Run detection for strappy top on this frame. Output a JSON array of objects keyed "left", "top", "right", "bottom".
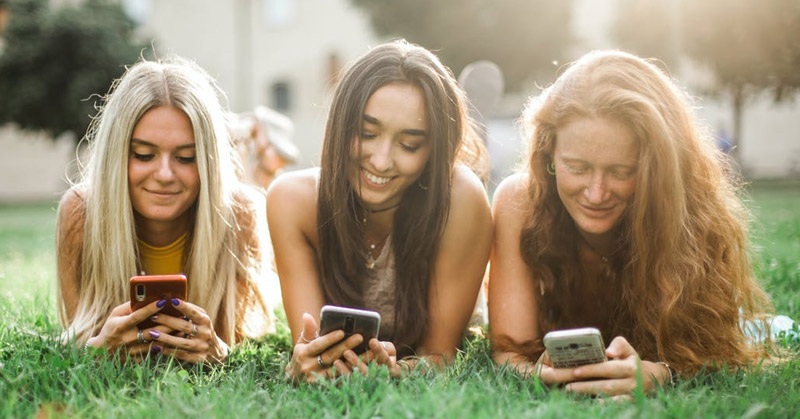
[{"left": 361, "top": 234, "right": 397, "bottom": 340}]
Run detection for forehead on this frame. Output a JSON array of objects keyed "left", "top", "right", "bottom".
[
  {"left": 131, "top": 105, "right": 195, "bottom": 147},
  {"left": 554, "top": 117, "right": 638, "bottom": 164},
  {"left": 363, "top": 82, "right": 428, "bottom": 129}
]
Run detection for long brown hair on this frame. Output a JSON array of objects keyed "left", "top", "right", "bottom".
[
  {"left": 518, "top": 50, "right": 772, "bottom": 374},
  {"left": 317, "top": 40, "right": 485, "bottom": 352}
]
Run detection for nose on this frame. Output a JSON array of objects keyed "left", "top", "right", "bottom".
[
  {"left": 154, "top": 155, "right": 176, "bottom": 183},
  {"left": 367, "top": 137, "right": 394, "bottom": 173},
  {"left": 584, "top": 173, "right": 609, "bottom": 204}
]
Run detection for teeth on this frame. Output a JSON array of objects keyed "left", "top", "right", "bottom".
[{"left": 364, "top": 170, "right": 392, "bottom": 185}]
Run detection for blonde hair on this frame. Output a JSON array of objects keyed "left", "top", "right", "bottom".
[
  {"left": 518, "top": 50, "right": 772, "bottom": 373},
  {"left": 57, "top": 57, "right": 273, "bottom": 346}
]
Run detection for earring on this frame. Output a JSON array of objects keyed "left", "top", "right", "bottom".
[
  {"left": 546, "top": 161, "right": 556, "bottom": 175},
  {"left": 417, "top": 180, "right": 429, "bottom": 191}
]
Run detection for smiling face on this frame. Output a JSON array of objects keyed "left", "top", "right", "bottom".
[
  {"left": 553, "top": 117, "right": 639, "bottom": 242},
  {"left": 128, "top": 105, "right": 200, "bottom": 233},
  {"left": 349, "top": 82, "right": 431, "bottom": 211}
]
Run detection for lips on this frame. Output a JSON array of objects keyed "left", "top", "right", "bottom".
[
  {"left": 146, "top": 188, "right": 181, "bottom": 198},
  {"left": 362, "top": 169, "right": 395, "bottom": 187},
  {"left": 579, "top": 203, "right": 615, "bottom": 217}
]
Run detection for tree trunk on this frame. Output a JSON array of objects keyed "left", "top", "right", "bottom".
[{"left": 730, "top": 84, "right": 745, "bottom": 169}]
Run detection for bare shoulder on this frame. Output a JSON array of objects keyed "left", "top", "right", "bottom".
[
  {"left": 57, "top": 185, "right": 87, "bottom": 237},
  {"left": 450, "top": 164, "right": 489, "bottom": 208},
  {"left": 265, "top": 168, "right": 319, "bottom": 233},
  {"left": 492, "top": 173, "right": 530, "bottom": 220}
]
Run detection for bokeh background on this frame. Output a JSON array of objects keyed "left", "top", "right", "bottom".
[{"left": 0, "top": 0, "right": 799, "bottom": 203}]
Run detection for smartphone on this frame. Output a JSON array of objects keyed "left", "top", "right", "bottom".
[
  {"left": 129, "top": 274, "right": 187, "bottom": 330},
  {"left": 318, "top": 305, "right": 381, "bottom": 354},
  {"left": 543, "top": 327, "right": 607, "bottom": 368}
]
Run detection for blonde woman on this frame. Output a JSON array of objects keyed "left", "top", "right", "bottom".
[
  {"left": 56, "top": 57, "right": 274, "bottom": 364},
  {"left": 490, "top": 50, "right": 774, "bottom": 396}
]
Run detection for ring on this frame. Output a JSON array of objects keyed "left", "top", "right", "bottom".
[
  {"left": 382, "top": 342, "right": 389, "bottom": 350},
  {"left": 298, "top": 330, "right": 312, "bottom": 344},
  {"left": 137, "top": 329, "right": 146, "bottom": 344},
  {"left": 317, "top": 355, "right": 330, "bottom": 369},
  {"left": 189, "top": 323, "right": 199, "bottom": 337}
]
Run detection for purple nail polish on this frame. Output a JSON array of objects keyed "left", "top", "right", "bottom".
[
  {"left": 152, "top": 346, "right": 161, "bottom": 353},
  {"left": 170, "top": 298, "right": 180, "bottom": 306},
  {"left": 149, "top": 330, "right": 160, "bottom": 339},
  {"left": 156, "top": 299, "right": 167, "bottom": 308}
]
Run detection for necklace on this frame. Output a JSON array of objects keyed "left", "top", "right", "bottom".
[
  {"left": 579, "top": 234, "right": 612, "bottom": 264},
  {"left": 361, "top": 205, "right": 395, "bottom": 269}
]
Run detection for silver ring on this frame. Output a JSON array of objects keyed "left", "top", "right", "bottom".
[
  {"left": 317, "top": 355, "right": 329, "bottom": 369},
  {"left": 137, "top": 329, "right": 146, "bottom": 344},
  {"left": 298, "top": 330, "right": 312, "bottom": 344},
  {"left": 189, "top": 323, "right": 199, "bottom": 337}
]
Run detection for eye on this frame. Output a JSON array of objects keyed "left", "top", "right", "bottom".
[
  {"left": 176, "top": 155, "right": 197, "bottom": 164},
  {"left": 359, "top": 132, "right": 377, "bottom": 140},
  {"left": 565, "top": 165, "right": 587, "bottom": 175},
  {"left": 400, "top": 143, "right": 421, "bottom": 153},
  {"left": 131, "top": 152, "right": 154, "bottom": 162},
  {"left": 611, "top": 168, "right": 636, "bottom": 179}
]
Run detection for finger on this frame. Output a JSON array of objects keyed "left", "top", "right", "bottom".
[
  {"left": 573, "top": 359, "right": 638, "bottom": 380},
  {"left": 566, "top": 378, "right": 634, "bottom": 397},
  {"left": 150, "top": 314, "right": 200, "bottom": 338},
  {"left": 344, "top": 350, "right": 369, "bottom": 375},
  {"left": 333, "top": 359, "right": 352, "bottom": 377},
  {"left": 167, "top": 299, "right": 211, "bottom": 326},
  {"left": 125, "top": 300, "right": 166, "bottom": 329},
  {"left": 537, "top": 350, "right": 552, "bottom": 367},
  {"left": 111, "top": 301, "right": 133, "bottom": 316},
  {"left": 606, "top": 336, "right": 635, "bottom": 359},
  {"left": 158, "top": 346, "right": 202, "bottom": 363},
  {"left": 304, "top": 330, "right": 347, "bottom": 356},
  {"left": 538, "top": 364, "right": 579, "bottom": 385},
  {"left": 150, "top": 331, "right": 206, "bottom": 353},
  {"left": 368, "top": 339, "right": 392, "bottom": 366},
  {"left": 318, "top": 334, "right": 363, "bottom": 364},
  {"left": 298, "top": 313, "right": 319, "bottom": 344}
]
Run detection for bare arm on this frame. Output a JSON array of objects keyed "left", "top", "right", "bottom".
[
  {"left": 488, "top": 174, "right": 542, "bottom": 376},
  {"left": 414, "top": 166, "right": 493, "bottom": 365},
  {"left": 56, "top": 187, "right": 85, "bottom": 324}
]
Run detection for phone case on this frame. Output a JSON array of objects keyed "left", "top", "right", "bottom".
[
  {"left": 543, "top": 327, "right": 607, "bottom": 368},
  {"left": 319, "top": 305, "right": 381, "bottom": 354},
  {"left": 129, "top": 274, "right": 187, "bottom": 329}
]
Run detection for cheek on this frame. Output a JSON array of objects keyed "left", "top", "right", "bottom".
[{"left": 617, "top": 178, "right": 637, "bottom": 201}]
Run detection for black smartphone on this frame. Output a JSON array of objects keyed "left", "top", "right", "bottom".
[{"left": 318, "top": 305, "right": 381, "bottom": 354}]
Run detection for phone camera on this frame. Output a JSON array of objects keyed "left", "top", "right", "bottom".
[
  {"left": 135, "top": 284, "right": 146, "bottom": 301},
  {"left": 344, "top": 316, "right": 355, "bottom": 334}
]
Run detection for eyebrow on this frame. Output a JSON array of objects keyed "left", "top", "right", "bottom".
[
  {"left": 363, "top": 114, "right": 427, "bottom": 137},
  {"left": 130, "top": 138, "right": 196, "bottom": 151},
  {"left": 560, "top": 155, "right": 637, "bottom": 168}
]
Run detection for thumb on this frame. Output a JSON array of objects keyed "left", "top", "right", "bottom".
[
  {"left": 606, "top": 336, "right": 635, "bottom": 360},
  {"left": 301, "top": 312, "right": 319, "bottom": 340}
]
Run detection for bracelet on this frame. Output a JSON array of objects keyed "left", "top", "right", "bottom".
[{"left": 655, "top": 361, "right": 678, "bottom": 387}]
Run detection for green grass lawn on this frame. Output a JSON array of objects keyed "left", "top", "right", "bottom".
[{"left": 1, "top": 181, "right": 799, "bottom": 418}]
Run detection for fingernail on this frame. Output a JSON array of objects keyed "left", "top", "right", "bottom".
[
  {"left": 156, "top": 299, "right": 167, "bottom": 308},
  {"left": 149, "top": 330, "right": 160, "bottom": 339},
  {"left": 152, "top": 346, "right": 161, "bottom": 353},
  {"left": 150, "top": 314, "right": 159, "bottom": 320},
  {"left": 171, "top": 298, "right": 180, "bottom": 306}
]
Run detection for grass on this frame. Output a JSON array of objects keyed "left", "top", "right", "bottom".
[{"left": 1, "top": 181, "right": 799, "bottom": 418}]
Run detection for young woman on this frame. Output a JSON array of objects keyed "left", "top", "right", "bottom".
[
  {"left": 268, "top": 40, "right": 492, "bottom": 381},
  {"left": 56, "top": 58, "right": 274, "bottom": 364},
  {"left": 489, "top": 50, "right": 774, "bottom": 396}
]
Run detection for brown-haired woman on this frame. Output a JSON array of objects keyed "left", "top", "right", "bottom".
[
  {"left": 267, "top": 40, "right": 492, "bottom": 381},
  {"left": 489, "top": 50, "right": 775, "bottom": 397}
]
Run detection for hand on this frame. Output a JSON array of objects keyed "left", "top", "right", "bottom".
[
  {"left": 86, "top": 300, "right": 172, "bottom": 360},
  {"left": 285, "top": 313, "right": 364, "bottom": 383},
  {"left": 539, "top": 336, "right": 670, "bottom": 398},
  {"left": 341, "top": 338, "right": 402, "bottom": 377},
  {"left": 147, "top": 298, "right": 229, "bottom": 365}
]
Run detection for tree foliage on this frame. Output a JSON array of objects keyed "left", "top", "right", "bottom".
[
  {"left": 0, "top": 0, "right": 144, "bottom": 140},
  {"left": 350, "top": 0, "right": 573, "bottom": 90},
  {"left": 613, "top": 0, "right": 800, "bottom": 161}
]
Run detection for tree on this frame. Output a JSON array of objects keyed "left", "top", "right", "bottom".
[
  {"left": 613, "top": 0, "right": 800, "bottom": 163},
  {"left": 0, "top": 0, "right": 144, "bottom": 141},
  {"left": 350, "top": 0, "right": 573, "bottom": 91}
]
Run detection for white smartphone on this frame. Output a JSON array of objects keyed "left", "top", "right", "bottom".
[
  {"left": 543, "top": 327, "right": 607, "bottom": 368},
  {"left": 319, "top": 305, "right": 381, "bottom": 354}
]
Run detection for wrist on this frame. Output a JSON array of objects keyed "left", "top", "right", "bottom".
[{"left": 655, "top": 361, "right": 678, "bottom": 386}]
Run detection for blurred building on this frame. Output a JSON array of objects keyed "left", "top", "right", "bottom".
[{"left": 125, "top": 0, "right": 383, "bottom": 169}]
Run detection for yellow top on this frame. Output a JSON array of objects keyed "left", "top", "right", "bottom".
[{"left": 137, "top": 233, "right": 187, "bottom": 275}]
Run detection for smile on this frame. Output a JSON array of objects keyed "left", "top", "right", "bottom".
[
  {"left": 146, "top": 189, "right": 180, "bottom": 197},
  {"left": 363, "top": 169, "right": 394, "bottom": 185}
]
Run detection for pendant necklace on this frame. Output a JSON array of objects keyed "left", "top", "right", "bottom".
[{"left": 361, "top": 203, "right": 398, "bottom": 269}]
